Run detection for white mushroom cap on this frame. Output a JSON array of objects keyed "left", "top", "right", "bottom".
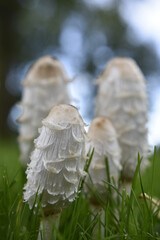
[
  {"left": 18, "top": 56, "right": 70, "bottom": 165},
  {"left": 96, "top": 57, "right": 148, "bottom": 180},
  {"left": 85, "top": 117, "right": 121, "bottom": 194},
  {"left": 24, "top": 104, "right": 86, "bottom": 213}
]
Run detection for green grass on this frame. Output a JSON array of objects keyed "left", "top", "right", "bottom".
[{"left": 0, "top": 140, "right": 160, "bottom": 239}]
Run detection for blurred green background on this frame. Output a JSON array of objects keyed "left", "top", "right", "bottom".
[{"left": 0, "top": 0, "right": 160, "bottom": 146}]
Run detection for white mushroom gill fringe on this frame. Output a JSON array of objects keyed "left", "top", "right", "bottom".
[{"left": 24, "top": 124, "right": 86, "bottom": 211}]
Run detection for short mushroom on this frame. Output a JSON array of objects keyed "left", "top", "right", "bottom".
[
  {"left": 85, "top": 116, "right": 121, "bottom": 200},
  {"left": 84, "top": 117, "right": 121, "bottom": 236}
]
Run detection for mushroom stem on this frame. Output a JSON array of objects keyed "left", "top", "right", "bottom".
[
  {"left": 38, "top": 213, "right": 60, "bottom": 240},
  {"left": 139, "top": 192, "right": 160, "bottom": 207},
  {"left": 120, "top": 181, "right": 132, "bottom": 195},
  {"left": 139, "top": 193, "right": 160, "bottom": 219}
]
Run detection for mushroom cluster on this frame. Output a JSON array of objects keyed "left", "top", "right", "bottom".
[
  {"left": 96, "top": 57, "right": 148, "bottom": 181},
  {"left": 21, "top": 56, "right": 149, "bottom": 238},
  {"left": 18, "top": 56, "right": 70, "bottom": 165}
]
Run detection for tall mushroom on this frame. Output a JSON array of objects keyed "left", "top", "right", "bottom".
[
  {"left": 85, "top": 116, "right": 121, "bottom": 200},
  {"left": 18, "top": 56, "right": 70, "bottom": 166},
  {"left": 96, "top": 57, "right": 148, "bottom": 184},
  {"left": 24, "top": 104, "right": 86, "bottom": 239}
]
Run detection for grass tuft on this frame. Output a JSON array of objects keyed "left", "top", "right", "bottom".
[{"left": 0, "top": 140, "right": 160, "bottom": 239}]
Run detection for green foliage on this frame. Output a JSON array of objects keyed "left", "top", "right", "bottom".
[{"left": 0, "top": 141, "right": 160, "bottom": 239}]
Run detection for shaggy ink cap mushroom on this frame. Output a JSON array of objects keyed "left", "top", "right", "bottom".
[
  {"left": 24, "top": 104, "right": 87, "bottom": 214},
  {"left": 18, "top": 56, "right": 70, "bottom": 166},
  {"left": 96, "top": 57, "right": 148, "bottom": 180},
  {"left": 85, "top": 117, "right": 121, "bottom": 194}
]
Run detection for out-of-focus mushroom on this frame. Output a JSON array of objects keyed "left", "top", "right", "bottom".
[
  {"left": 18, "top": 56, "right": 70, "bottom": 166},
  {"left": 84, "top": 117, "right": 121, "bottom": 237},
  {"left": 24, "top": 104, "right": 86, "bottom": 239},
  {"left": 96, "top": 57, "right": 148, "bottom": 185},
  {"left": 85, "top": 116, "right": 121, "bottom": 200}
]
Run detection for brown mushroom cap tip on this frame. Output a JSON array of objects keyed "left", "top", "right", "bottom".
[
  {"left": 43, "top": 104, "right": 86, "bottom": 126},
  {"left": 88, "top": 116, "right": 117, "bottom": 140},
  {"left": 99, "top": 57, "right": 145, "bottom": 83},
  {"left": 24, "top": 55, "right": 68, "bottom": 84}
]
